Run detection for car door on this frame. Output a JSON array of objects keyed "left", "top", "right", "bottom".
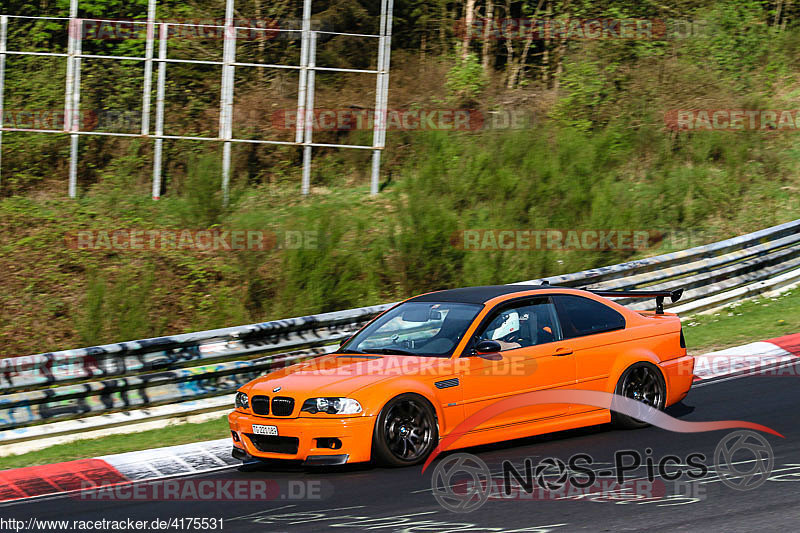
[
  {"left": 551, "top": 294, "right": 628, "bottom": 414},
  {"left": 457, "top": 296, "right": 576, "bottom": 431}
]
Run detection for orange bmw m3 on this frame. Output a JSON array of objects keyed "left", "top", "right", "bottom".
[{"left": 228, "top": 284, "right": 694, "bottom": 467}]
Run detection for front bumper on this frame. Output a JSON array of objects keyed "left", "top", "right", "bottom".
[{"left": 228, "top": 410, "right": 376, "bottom": 464}]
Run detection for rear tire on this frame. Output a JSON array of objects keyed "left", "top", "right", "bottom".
[
  {"left": 612, "top": 362, "right": 666, "bottom": 429},
  {"left": 372, "top": 394, "right": 438, "bottom": 467}
]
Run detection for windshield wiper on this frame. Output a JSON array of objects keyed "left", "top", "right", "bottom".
[
  {"left": 372, "top": 348, "right": 417, "bottom": 356},
  {"left": 336, "top": 348, "right": 366, "bottom": 354}
]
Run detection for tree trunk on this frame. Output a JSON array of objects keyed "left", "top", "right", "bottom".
[
  {"left": 509, "top": 32, "right": 534, "bottom": 88},
  {"left": 255, "top": 0, "right": 265, "bottom": 83},
  {"left": 440, "top": 2, "right": 448, "bottom": 54},
  {"left": 507, "top": 0, "right": 546, "bottom": 89},
  {"left": 462, "top": 0, "right": 476, "bottom": 59},
  {"left": 542, "top": 1, "right": 551, "bottom": 85},
  {"left": 481, "top": 0, "right": 494, "bottom": 74},
  {"left": 774, "top": 0, "right": 784, "bottom": 28}
]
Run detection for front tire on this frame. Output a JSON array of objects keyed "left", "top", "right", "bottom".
[
  {"left": 612, "top": 362, "right": 666, "bottom": 429},
  {"left": 372, "top": 394, "right": 438, "bottom": 467}
]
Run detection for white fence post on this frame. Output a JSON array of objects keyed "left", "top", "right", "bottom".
[
  {"left": 220, "top": 0, "right": 237, "bottom": 206},
  {"left": 0, "top": 15, "right": 7, "bottom": 189},
  {"left": 301, "top": 31, "right": 316, "bottom": 196},
  {"left": 370, "top": 0, "right": 393, "bottom": 196},
  {"left": 295, "top": 0, "right": 312, "bottom": 147},
  {"left": 141, "top": 0, "right": 157, "bottom": 137},
  {"left": 68, "top": 19, "right": 83, "bottom": 199},
  {"left": 152, "top": 23, "right": 168, "bottom": 200}
]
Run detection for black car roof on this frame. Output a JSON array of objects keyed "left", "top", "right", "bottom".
[{"left": 408, "top": 285, "right": 562, "bottom": 305}]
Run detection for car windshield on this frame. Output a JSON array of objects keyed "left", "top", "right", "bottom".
[{"left": 340, "top": 301, "right": 483, "bottom": 357}]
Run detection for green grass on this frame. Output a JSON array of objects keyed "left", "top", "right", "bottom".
[
  {"left": 0, "top": 416, "right": 230, "bottom": 471},
  {"left": 683, "top": 288, "right": 800, "bottom": 353},
  {"left": 1, "top": 288, "right": 798, "bottom": 471}
]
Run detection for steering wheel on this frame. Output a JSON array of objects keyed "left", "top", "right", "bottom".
[
  {"left": 498, "top": 331, "right": 520, "bottom": 344},
  {"left": 391, "top": 334, "right": 413, "bottom": 349}
]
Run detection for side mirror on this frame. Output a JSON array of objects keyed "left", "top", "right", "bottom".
[
  {"left": 339, "top": 336, "right": 353, "bottom": 349},
  {"left": 475, "top": 340, "right": 501, "bottom": 354}
]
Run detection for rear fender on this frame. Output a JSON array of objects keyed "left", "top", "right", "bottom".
[{"left": 606, "top": 348, "right": 663, "bottom": 394}]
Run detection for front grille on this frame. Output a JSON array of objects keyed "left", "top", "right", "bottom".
[
  {"left": 251, "top": 395, "right": 269, "bottom": 415},
  {"left": 271, "top": 396, "right": 295, "bottom": 416},
  {"left": 246, "top": 434, "right": 300, "bottom": 455}
]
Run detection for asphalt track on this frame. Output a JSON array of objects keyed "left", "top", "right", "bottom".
[{"left": 3, "top": 363, "right": 800, "bottom": 533}]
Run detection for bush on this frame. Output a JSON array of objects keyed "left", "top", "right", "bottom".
[
  {"left": 175, "top": 154, "right": 230, "bottom": 228},
  {"left": 445, "top": 53, "right": 487, "bottom": 104}
]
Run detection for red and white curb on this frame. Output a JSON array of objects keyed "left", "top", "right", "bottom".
[
  {"left": 0, "top": 438, "right": 234, "bottom": 504},
  {"left": 1, "top": 332, "right": 799, "bottom": 504},
  {"left": 693, "top": 332, "right": 800, "bottom": 382}
]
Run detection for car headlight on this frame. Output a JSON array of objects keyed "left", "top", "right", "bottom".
[
  {"left": 301, "top": 397, "right": 362, "bottom": 415},
  {"left": 234, "top": 392, "right": 249, "bottom": 410}
]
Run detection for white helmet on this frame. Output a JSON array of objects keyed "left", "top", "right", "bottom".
[{"left": 485, "top": 310, "right": 520, "bottom": 341}]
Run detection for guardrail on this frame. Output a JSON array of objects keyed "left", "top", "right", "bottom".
[{"left": 1, "top": 219, "right": 799, "bottom": 436}]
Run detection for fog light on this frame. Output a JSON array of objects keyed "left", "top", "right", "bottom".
[
  {"left": 231, "top": 431, "right": 240, "bottom": 442},
  {"left": 316, "top": 437, "right": 342, "bottom": 450}
]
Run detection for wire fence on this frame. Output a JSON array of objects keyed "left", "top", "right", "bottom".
[{"left": 0, "top": 0, "right": 394, "bottom": 201}]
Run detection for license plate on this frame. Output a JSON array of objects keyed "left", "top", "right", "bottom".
[{"left": 252, "top": 424, "right": 278, "bottom": 436}]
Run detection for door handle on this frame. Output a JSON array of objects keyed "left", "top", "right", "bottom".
[{"left": 552, "top": 347, "right": 573, "bottom": 356}]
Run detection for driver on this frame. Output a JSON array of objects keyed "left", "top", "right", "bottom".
[{"left": 482, "top": 310, "right": 521, "bottom": 350}]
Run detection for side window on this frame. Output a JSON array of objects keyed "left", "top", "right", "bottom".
[
  {"left": 554, "top": 295, "right": 625, "bottom": 339},
  {"left": 476, "top": 298, "right": 563, "bottom": 351}
]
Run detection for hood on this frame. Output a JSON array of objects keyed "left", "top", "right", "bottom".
[{"left": 245, "top": 353, "right": 455, "bottom": 398}]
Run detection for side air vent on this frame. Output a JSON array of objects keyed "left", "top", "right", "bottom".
[{"left": 435, "top": 378, "right": 460, "bottom": 389}]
